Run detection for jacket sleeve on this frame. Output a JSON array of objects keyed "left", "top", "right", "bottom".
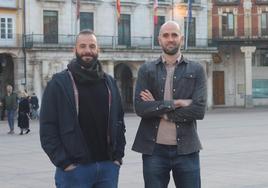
[
  {"left": 134, "top": 63, "right": 175, "bottom": 119},
  {"left": 39, "top": 79, "right": 72, "bottom": 169},
  {"left": 113, "top": 79, "right": 126, "bottom": 163},
  {"left": 166, "top": 64, "right": 207, "bottom": 122}
]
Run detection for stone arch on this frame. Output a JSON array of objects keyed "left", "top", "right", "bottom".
[
  {"left": 0, "top": 53, "right": 15, "bottom": 99},
  {"left": 114, "top": 63, "right": 133, "bottom": 112}
]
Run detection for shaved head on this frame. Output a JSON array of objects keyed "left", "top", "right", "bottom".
[{"left": 159, "top": 21, "right": 182, "bottom": 36}]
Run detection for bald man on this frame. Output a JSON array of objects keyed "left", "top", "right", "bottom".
[{"left": 132, "top": 21, "right": 207, "bottom": 188}]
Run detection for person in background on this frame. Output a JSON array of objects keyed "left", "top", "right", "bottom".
[
  {"left": 40, "top": 29, "right": 126, "bottom": 188},
  {"left": 18, "top": 90, "right": 30, "bottom": 135},
  {"left": 132, "top": 21, "right": 207, "bottom": 188},
  {"left": 30, "top": 92, "right": 39, "bottom": 119},
  {"left": 4, "top": 85, "right": 18, "bottom": 134}
]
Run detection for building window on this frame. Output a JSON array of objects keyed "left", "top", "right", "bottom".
[
  {"left": 43, "top": 10, "right": 58, "bottom": 44},
  {"left": 154, "top": 16, "right": 165, "bottom": 46},
  {"left": 260, "top": 53, "right": 268, "bottom": 66},
  {"left": 80, "top": 12, "right": 94, "bottom": 31},
  {"left": 118, "top": 14, "right": 131, "bottom": 46},
  {"left": 222, "top": 12, "right": 234, "bottom": 36},
  {"left": 261, "top": 12, "right": 268, "bottom": 35},
  {"left": 253, "top": 79, "right": 268, "bottom": 98},
  {"left": 184, "top": 17, "right": 196, "bottom": 47},
  {"left": 0, "top": 17, "right": 13, "bottom": 39}
]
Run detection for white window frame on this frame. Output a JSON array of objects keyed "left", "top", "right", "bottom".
[
  {"left": 0, "top": 14, "right": 16, "bottom": 47},
  {"left": 0, "top": 16, "right": 15, "bottom": 40}
]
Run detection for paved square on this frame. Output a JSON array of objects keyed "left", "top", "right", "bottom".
[{"left": 0, "top": 107, "right": 268, "bottom": 188}]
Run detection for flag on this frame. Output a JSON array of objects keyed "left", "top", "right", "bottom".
[
  {"left": 185, "top": 0, "right": 192, "bottom": 49},
  {"left": 116, "top": 0, "right": 121, "bottom": 22},
  {"left": 76, "top": 0, "right": 80, "bottom": 20},
  {"left": 153, "top": 0, "right": 158, "bottom": 25}
]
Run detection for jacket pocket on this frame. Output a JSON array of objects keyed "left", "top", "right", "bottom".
[
  {"left": 59, "top": 120, "right": 75, "bottom": 135},
  {"left": 179, "top": 73, "right": 196, "bottom": 96}
]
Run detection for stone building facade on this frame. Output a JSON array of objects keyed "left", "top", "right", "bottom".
[
  {"left": 1, "top": 0, "right": 216, "bottom": 111},
  {"left": 209, "top": 0, "right": 268, "bottom": 107}
]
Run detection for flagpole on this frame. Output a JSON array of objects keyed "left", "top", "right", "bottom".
[
  {"left": 185, "top": 0, "right": 191, "bottom": 50},
  {"left": 76, "top": 0, "right": 80, "bottom": 35},
  {"left": 114, "top": 0, "right": 117, "bottom": 49},
  {"left": 172, "top": 0, "right": 174, "bottom": 20},
  {"left": 153, "top": 0, "right": 158, "bottom": 48},
  {"left": 114, "top": 0, "right": 120, "bottom": 48}
]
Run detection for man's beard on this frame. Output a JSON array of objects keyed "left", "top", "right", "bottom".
[
  {"left": 162, "top": 46, "right": 179, "bottom": 55},
  {"left": 75, "top": 52, "right": 98, "bottom": 64}
]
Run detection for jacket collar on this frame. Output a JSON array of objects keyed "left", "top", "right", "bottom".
[{"left": 155, "top": 55, "right": 189, "bottom": 66}]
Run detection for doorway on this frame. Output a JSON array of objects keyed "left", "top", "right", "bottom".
[
  {"left": 213, "top": 71, "right": 225, "bottom": 105},
  {"left": 114, "top": 63, "right": 133, "bottom": 112}
]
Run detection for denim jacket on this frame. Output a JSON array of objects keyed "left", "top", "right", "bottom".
[{"left": 132, "top": 56, "right": 207, "bottom": 155}]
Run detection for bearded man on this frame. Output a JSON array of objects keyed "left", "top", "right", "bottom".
[
  {"left": 132, "top": 21, "right": 207, "bottom": 188},
  {"left": 40, "top": 29, "right": 126, "bottom": 188}
]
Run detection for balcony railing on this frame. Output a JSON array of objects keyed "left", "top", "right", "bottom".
[
  {"left": 183, "top": 0, "right": 201, "bottom": 3},
  {"left": 210, "top": 27, "right": 268, "bottom": 46},
  {"left": 24, "top": 34, "right": 214, "bottom": 49},
  {"left": 150, "top": 0, "right": 172, "bottom": 6},
  {"left": 212, "top": 27, "right": 268, "bottom": 38},
  {"left": 214, "top": 0, "right": 240, "bottom": 6}
]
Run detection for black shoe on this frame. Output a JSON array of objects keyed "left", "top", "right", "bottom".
[
  {"left": 25, "top": 129, "right": 30, "bottom": 134},
  {"left": 19, "top": 131, "right": 23, "bottom": 135}
]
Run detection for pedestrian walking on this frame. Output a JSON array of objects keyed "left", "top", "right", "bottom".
[
  {"left": 17, "top": 90, "right": 30, "bottom": 135},
  {"left": 132, "top": 21, "right": 207, "bottom": 188},
  {"left": 40, "top": 29, "right": 126, "bottom": 188},
  {"left": 3, "top": 85, "right": 17, "bottom": 134}
]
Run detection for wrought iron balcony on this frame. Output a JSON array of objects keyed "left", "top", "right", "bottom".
[
  {"left": 149, "top": 0, "right": 172, "bottom": 6},
  {"left": 23, "top": 34, "right": 214, "bottom": 49},
  {"left": 210, "top": 27, "right": 268, "bottom": 46},
  {"left": 214, "top": 0, "right": 240, "bottom": 6},
  {"left": 183, "top": 0, "right": 201, "bottom": 3}
]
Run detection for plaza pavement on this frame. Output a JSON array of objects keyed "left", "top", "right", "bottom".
[{"left": 0, "top": 107, "right": 268, "bottom": 188}]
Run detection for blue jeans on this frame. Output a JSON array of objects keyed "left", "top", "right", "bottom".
[
  {"left": 7, "top": 110, "right": 15, "bottom": 131},
  {"left": 142, "top": 144, "right": 200, "bottom": 188},
  {"left": 55, "top": 161, "right": 120, "bottom": 188}
]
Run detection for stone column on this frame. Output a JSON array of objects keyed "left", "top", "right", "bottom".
[
  {"left": 12, "top": 56, "right": 25, "bottom": 91},
  {"left": 240, "top": 46, "right": 256, "bottom": 108},
  {"left": 32, "top": 61, "right": 42, "bottom": 102}
]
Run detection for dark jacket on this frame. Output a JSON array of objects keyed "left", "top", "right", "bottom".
[
  {"left": 4, "top": 93, "right": 17, "bottom": 111},
  {"left": 30, "top": 96, "right": 39, "bottom": 110},
  {"left": 18, "top": 97, "right": 30, "bottom": 129},
  {"left": 132, "top": 56, "right": 207, "bottom": 155},
  {"left": 40, "top": 70, "right": 126, "bottom": 169}
]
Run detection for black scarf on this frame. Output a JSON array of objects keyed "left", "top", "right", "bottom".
[{"left": 67, "top": 58, "right": 104, "bottom": 84}]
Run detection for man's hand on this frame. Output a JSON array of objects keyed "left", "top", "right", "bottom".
[
  {"left": 140, "top": 89, "right": 155, "bottom": 101},
  {"left": 174, "top": 99, "right": 192, "bottom": 108}
]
